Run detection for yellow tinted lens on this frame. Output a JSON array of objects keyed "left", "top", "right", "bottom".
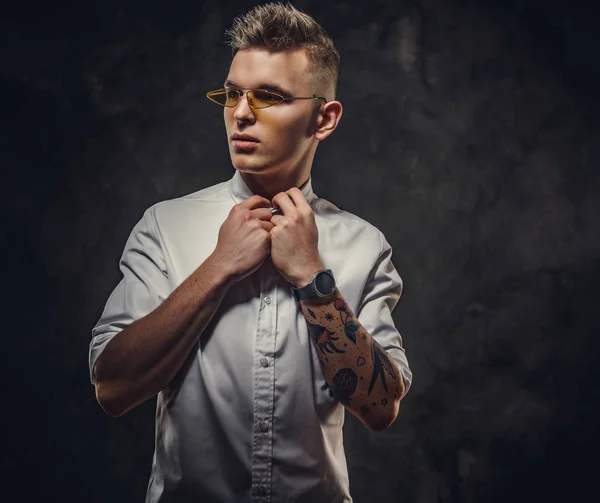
[
  {"left": 249, "top": 90, "right": 282, "bottom": 109},
  {"left": 208, "top": 91, "right": 224, "bottom": 105},
  {"left": 207, "top": 90, "right": 232, "bottom": 106},
  {"left": 224, "top": 89, "right": 242, "bottom": 107}
]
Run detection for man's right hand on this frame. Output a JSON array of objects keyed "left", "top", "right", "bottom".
[{"left": 212, "top": 195, "right": 274, "bottom": 282}]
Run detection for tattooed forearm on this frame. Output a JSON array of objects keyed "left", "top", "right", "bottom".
[{"left": 300, "top": 290, "right": 406, "bottom": 431}]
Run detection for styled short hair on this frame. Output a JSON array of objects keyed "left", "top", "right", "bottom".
[{"left": 225, "top": 2, "right": 340, "bottom": 99}]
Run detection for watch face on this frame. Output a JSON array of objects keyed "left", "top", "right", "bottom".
[{"left": 315, "top": 270, "right": 335, "bottom": 295}]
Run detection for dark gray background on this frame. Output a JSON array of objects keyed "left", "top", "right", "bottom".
[{"left": 3, "top": 0, "right": 599, "bottom": 501}]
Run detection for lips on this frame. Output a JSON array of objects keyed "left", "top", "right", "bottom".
[
  {"left": 232, "top": 133, "right": 259, "bottom": 142},
  {"left": 232, "top": 133, "right": 259, "bottom": 151}
]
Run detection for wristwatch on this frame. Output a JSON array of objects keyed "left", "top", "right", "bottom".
[{"left": 292, "top": 269, "right": 336, "bottom": 301}]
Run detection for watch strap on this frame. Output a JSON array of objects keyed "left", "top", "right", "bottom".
[{"left": 292, "top": 269, "right": 335, "bottom": 301}]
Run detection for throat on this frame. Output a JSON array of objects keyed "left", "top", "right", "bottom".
[{"left": 240, "top": 170, "right": 310, "bottom": 200}]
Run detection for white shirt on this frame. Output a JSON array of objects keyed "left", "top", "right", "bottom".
[{"left": 89, "top": 170, "right": 412, "bottom": 503}]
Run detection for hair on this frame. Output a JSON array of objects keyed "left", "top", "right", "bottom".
[{"left": 225, "top": 2, "right": 340, "bottom": 99}]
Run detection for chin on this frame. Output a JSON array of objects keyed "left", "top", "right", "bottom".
[{"left": 232, "top": 155, "right": 270, "bottom": 173}]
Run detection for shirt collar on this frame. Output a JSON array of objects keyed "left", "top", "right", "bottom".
[{"left": 228, "top": 169, "right": 317, "bottom": 205}]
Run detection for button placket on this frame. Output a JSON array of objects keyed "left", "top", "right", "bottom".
[{"left": 251, "top": 271, "right": 277, "bottom": 502}]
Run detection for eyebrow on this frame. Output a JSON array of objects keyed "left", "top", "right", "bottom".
[{"left": 224, "top": 80, "right": 292, "bottom": 97}]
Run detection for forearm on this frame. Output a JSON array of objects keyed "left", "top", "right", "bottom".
[
  {"left": 299, "top": 289, "right": 406, "bottom": 431},
  {"left": 94, "top": 253, "right": 235, "bottom": 416}
]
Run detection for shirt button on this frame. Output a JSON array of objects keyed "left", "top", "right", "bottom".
[
  {"left": 257, "top": 485, "right": 267, "bottom": 496},
  {"left": 259, "top": 421, "right": 269, "bottom": 433},
  {"left": 260, "top": 357, "right": 269, "bottom": 368},
  {"left": 264, "top": 296, "right": 272, "bottom": 305}
]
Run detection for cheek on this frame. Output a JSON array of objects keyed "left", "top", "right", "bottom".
[
  {"left": 224, "top": 109, "right": 232, "bottom": 128},
  {"left": 260, "top": 111, "right": 312, "bottom": 146}
]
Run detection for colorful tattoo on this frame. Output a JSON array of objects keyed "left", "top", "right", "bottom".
[
  {"left": 301, "top": 295, "right": 402, "bottom": 422},
  {"left": 306, "top": 320, "right": 345, "bottom": 354},
  {"left": 333, "top": 298, "right": 359, "bottom": 344}
]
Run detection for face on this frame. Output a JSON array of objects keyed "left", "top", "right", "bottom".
[{"left": 223, "top": 48, "right": 322, "bottom": 179}]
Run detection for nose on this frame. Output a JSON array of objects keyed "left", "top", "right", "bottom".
[{"left": 232, "top": 92, "right": 256, "bottom": 124}]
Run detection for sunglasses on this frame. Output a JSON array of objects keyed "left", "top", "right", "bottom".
[{"left": 206, "top": 87, "right": 327, "bottom": 109}]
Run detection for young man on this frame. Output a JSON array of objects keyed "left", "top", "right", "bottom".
[{"left": 89, "top": 3, "right": 412, "bottom": 502}]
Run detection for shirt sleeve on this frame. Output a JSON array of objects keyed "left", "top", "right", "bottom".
[
  {"left": 355, "top": 231, "right": 412, "bottom": 397},
  {"left": 88, "top": 206, "right": 170, "bottom": 385}
]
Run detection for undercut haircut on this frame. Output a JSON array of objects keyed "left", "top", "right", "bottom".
[{"left": 225, "top": 2, "right": 340, "bottom": 99}]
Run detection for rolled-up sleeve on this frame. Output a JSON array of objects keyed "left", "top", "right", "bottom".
[
  {"left": 88, "top": 206, "right": 170, "bottom": 384},
  {"left": 356, "top": 231, "right": 412, "bottom": 397}
]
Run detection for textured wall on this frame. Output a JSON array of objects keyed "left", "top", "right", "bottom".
[{"left": 3, "top": 0, "right": 599, "bottom": 501}]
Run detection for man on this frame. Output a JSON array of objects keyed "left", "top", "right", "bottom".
[{"left": 89, "top": 3, "right": 412, "bottom": 502}]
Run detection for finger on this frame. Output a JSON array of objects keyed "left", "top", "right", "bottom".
[
  {"left": 286, "top": 188, "right": 312, "bottom": 214},
  {"left": 258, "top": 220, "right": 274, "bottom": 232},
  {"left": 240, "top": 194, "right": 272, "bottom": 210},
  {"left": 271, "top": 192, "right": 297, "bottom": 216},
  {"left": 251, "top": 207, "right": 275, "bottom": 221},
  {"left": 270, "top": 214, "right": 284, "bottom": 226}
]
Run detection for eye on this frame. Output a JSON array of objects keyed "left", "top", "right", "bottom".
[
  {"left": 225, "top": 88, "right": 241, "bottom": 100},
  {"left": 253, "top": 90, "right": 282, "bottom": 105}
]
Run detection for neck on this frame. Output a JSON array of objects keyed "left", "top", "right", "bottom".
[
  {"left": 238, "top": 143, "right": 318, "bottom": 200},
  {"left": 240, "top": 170, "right": 310, "bottom": 201}
]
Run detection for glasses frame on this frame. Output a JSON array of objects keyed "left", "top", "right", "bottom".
[{"left": 206, "top": 87, "right": 327, "bottom": 110}]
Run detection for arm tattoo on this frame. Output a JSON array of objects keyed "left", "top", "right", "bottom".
[
  {"left": 368, "top": 338, "right": 397, "bottom": 395},
  {"left": 331, "top": 368, "right": 358, "bottom": 405},
  {"left": 333, "top": 298, "right": 359, "bottom": 344},
  {"left": 306, "top": 320, "right": 345, "bottom": 354}
]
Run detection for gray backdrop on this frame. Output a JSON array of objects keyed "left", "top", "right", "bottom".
[{"left": 3, "top": 0, "right": 599, "bottom": 501}]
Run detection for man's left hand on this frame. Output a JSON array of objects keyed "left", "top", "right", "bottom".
[{"left": 270, "top": 188, "right": 325, "bottom": 287}]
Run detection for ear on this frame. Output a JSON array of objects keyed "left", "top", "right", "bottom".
[{"left": 314, "top": 100, "right": 343, "bottom": 141}]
